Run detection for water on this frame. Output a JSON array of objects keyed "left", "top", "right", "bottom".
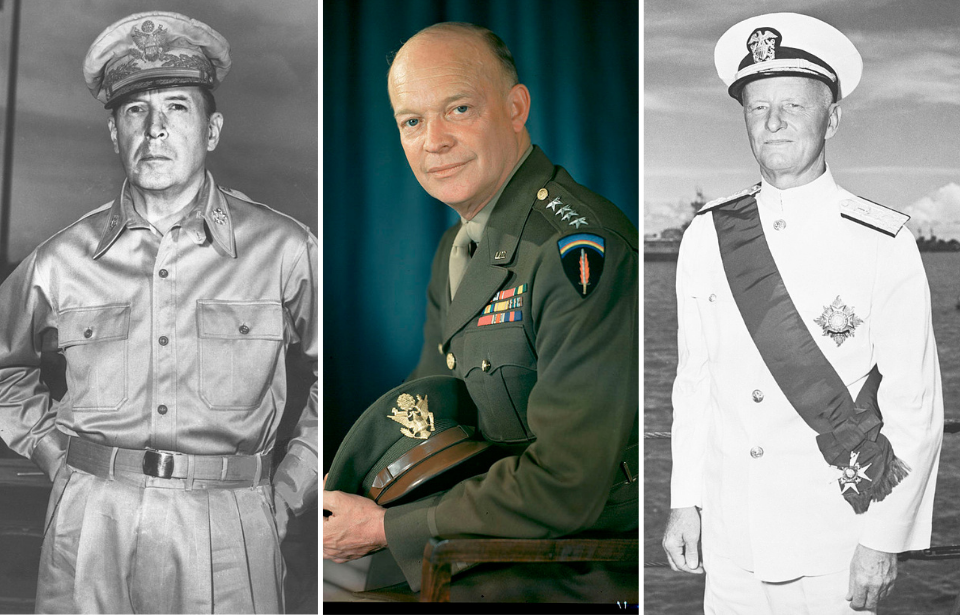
[{"left": 644, "top": 253, "right": 960, "bottom": 614}]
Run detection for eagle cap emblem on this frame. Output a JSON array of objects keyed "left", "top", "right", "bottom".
[
  {"left": 814, "top": 296, "right": 863, "bottom": 346},
  {"left": 131, "top": 20, "right": 168, "bottom": 62},
  {"left": 747, "top": 27, "right": 782, "bottom": 63},
  {"left": 387, "top": 392, "right": 435, "bottom": 440}
]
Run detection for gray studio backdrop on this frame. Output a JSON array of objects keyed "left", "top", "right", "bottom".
[{"left": 323, "top": 0, "right": 640, "bottom": 469}]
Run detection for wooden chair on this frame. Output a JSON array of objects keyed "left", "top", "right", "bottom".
[{"left": 420, "top": 530, "right": 639, "bottom": 602}]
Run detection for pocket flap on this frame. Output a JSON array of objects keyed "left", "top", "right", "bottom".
[
  {"left": 462, "top": 326, "right": 536, "bottom": 376},
  {"left": 197, "top": 300, "right": 283, "bottom": 340},
  {"left": 58, "top": 304, "right": 130, "bottom": 346}
]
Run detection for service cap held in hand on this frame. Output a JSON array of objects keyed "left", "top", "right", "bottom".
[
  {"left": 715, "top": 12, "right": 862, "bottom": 103},
  {"left": 325, "top": 376, "right": 499, "bottom": 507},
  {"left": 83, "top": 11, "right": 231, "bottom": 108}
]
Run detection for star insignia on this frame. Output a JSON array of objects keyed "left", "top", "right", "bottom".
[
  {"left": 813, "top": 296, "right": 863, "bottom": 346},
  {"left": 556, "top": 205, "right": 572, "bottom": 217},
  {"left": 211, "top": 207, "right": 227, "bottom": 225},
  {"left": 836, "top": 450, "right": 872, "bottom": 494},
  {"left": 570, "top": 217, "right": 589, "bottom": 229},
  {"left": 546, "top": 197, "right": 562, "bottom": 212},
  {"left": 561, "top": 210, "right": 577, "bottom": 221}
]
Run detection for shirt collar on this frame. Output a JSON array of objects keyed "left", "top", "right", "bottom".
[
  {"left": 93, "top": 171, "right": 237, "bottom": 259},
  {"left": 460, "top": 144, "right": 534, "bottom": 244},
  {"left": 757, "top": 165, "right": 840, "bottom": 214}
]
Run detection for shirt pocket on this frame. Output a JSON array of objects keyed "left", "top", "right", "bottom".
[
  {"left": 461, "top": 326, "right": 537, "bottom": 443},
  {"left": 58, "top": 304, "right": 130, "bottom": 411},
  {"left": 197, "top": 300, "right": 284, "bottom": 410}
]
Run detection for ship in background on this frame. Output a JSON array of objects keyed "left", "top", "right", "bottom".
[{"left": 643, "top": 189, "right": 704, "bottom": 261}]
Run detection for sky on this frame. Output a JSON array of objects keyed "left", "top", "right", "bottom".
[
  {"left": 644, "top": 0, "right": 960, "bottom": 240},
  {"left": 0, "top": 0, "right": 317, "bottom": 263}
]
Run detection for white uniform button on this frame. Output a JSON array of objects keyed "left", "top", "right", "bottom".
[
  {"left": 708, "top": 294, "right": 717, "bottom": 302},
  {"left": 752, "top": 389, "right": 764, "bottom": 403},
  {"left": 750, "top": 446, "right": 764, "bottom": 459},
  {"left": 773, "top": 219, "right": 787, "bottom": 231}
]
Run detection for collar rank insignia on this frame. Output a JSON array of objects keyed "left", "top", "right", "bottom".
[
  {"left": 836, "top": 451, "right": 872, "bottom": 494},
  {"left": 211, "top": 207, "right": 227, "bottom": 225},
  {"left": 387, "top": 393, "right": 434, "bottom": 440},
  {"left": 814, "top": 296, "right": 863, "bottom": 346},
  {"left": 558, "top": 233, "right": 605, "bottom": 298}
]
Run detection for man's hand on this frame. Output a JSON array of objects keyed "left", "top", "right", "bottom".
[
  {"left": 847, "top": 544, "right": 897, "bottom": 611},
  {"left": 322, "top": 474, "right": 388, "bottom": 563},
  {"left": 662, "top": 506, "right": 704, "bottom": 574}
]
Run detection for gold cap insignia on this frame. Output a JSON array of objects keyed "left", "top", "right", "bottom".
[{"left": 388, "top": 393, "right": 435, "bottom": 440}]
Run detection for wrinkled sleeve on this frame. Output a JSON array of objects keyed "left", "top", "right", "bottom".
[
  {"left": 669, "top": 219, "right": 714, "bottom": 508},
  {"left": 859, "top": 228, "right": 942, "bottom": 552},
  {"left": 272, "top": 232, "right": 319, "bottom": 516},
  {"left": 0, "top": 249, "right": 63, "bottom": 478},
  {"left": 385, "top": 230, "right": 639, "bottom": 589}
]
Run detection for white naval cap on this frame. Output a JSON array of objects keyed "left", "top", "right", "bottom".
[{"left": 714, "top": 12, "right": 862, "bottom": 103}]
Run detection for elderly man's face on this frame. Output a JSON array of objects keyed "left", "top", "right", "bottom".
[
  {"left": 388, "top": 33, "right": 527, "bottom": 217},
  {"left": 109, "top": 87, "right": 223, "bottom": 195},
  {"left": 742, "top": 77, "right": 839, "bottom": 188}
]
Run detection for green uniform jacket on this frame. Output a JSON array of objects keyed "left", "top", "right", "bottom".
[{"left": 383, "top": 146, "right": 639, "bottom": 590}]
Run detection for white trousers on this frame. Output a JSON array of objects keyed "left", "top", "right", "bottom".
[{"left": 703, "top": 551, "right": 870, "bottom": 615}]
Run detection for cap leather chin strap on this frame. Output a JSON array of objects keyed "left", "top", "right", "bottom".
[{"left": 367, "top": 425, "right": 491, "bottom": 505}]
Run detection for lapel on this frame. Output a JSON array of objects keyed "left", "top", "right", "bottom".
[{"left": 441, "top": 146, "right": 556, "bottom": 343}]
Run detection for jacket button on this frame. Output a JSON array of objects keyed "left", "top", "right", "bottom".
[
  {"left": 157, "top": 404, "right": 168, "bottom": 415},
  {"left": 446, "top": 353, "right": 456, "bottom": 370},
  {"left": 773, "top": 219, "right": 787, "bottom": 231},
  {"left": 158, "top": 269, "right": 169, "bottom": 278},
  {"left": 708, "top": 294, "right": 717, "bottom": 302},
  {"left": 750, "top": 446, "right": 764, "bottom": 459},
  {"left": 481, "top": 359, "right": 491, "bottom": 372},
  {"left": 752, "top": 389, "right": 764, "bottom": 403},
  {"left": 83, "top": 327, "right": 93, "bottom": 339},
  {"left": 239, "top": 324, "right": 250, "bottom": 335},
  {"left": 158, "top": 336, "right": 169, "bottom": 346}
]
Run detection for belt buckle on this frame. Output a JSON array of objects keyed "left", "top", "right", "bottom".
[{"left": 142, "top": 449, "right": 175, "bottom": 479}]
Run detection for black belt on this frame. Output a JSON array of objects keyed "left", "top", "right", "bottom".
[{"left": 65, "top": 436, "right": 271, "bottom": 488}]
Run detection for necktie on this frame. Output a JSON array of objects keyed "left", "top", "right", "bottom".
[{"left": 448, "top": 224, "right": 476, "bottom": 300}]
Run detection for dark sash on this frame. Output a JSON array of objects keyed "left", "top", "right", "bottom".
[{"left": 711, "top": 195, "right": 909, "bottom": 514}]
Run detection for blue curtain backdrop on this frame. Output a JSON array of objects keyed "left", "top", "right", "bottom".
[{"left": 323, "top": 0, "right": 639, "bottom": 469}]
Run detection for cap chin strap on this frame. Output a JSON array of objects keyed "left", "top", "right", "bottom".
[{"left": 735, "top": 58, "right": 837, "bottom": 83}]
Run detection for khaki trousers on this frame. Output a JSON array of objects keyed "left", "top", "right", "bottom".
[{"left": 35, "top": 464, "right": 285, "bottom": 614}]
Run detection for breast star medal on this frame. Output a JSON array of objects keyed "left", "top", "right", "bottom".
[
  {"left": 813, "top": 296, "right": 863, "bottom": 346},
  {"left": 387, "top": 392, "right": 434, "bottom": 440},
  {"left": 836, "top": 450, "right": 872, "bottom": 494}
]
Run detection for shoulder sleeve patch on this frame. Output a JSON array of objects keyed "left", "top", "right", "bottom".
[
  {"left": 557, "top": 233, "right": 605, "bottom": 298},
  {"left": 839, "top": 196, "right": 909, "bottom": 237},
  {"left": 696, "top": 183, "right": 761, "bottom": 215}
]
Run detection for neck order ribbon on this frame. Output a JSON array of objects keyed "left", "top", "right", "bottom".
[{"left": 711, "top": 194, "right": 909, "bottom": 514}]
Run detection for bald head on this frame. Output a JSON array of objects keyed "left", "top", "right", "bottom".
[{"left": 386, "top": 23, "right": 531, "bottom": 219}]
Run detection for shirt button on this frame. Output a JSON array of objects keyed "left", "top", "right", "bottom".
[
  {"left": 752, "top": 389, "right": 764, "bottom": 403},
  {"left": 708, "top": 294, "right": 717, "bottom": 302},
  {"left": 446, "top": 353, "right": 456, "bottom": 370},
  {"left": 773, "top": 219, "right": 787, "bottom": 231},
  {"left": 83, "top": 327, "right": 93, "bottom": 339},
  {"left": 481, "top": 359, "right": 491, "bottom": 372},
  {"left": 158, "top": 269, "right": 169, "bottom": 278},
  {"left": 158, "top": 336, "right": 169, "bottom": 346},
  {"left": 239, "top": 324, "right": 250, "bottom": 335},
  {"left": 157, "top": 404, "right": 168, "bottom": 415},
  {"left": 750, "top": 446, "right": 764, "bottom": 459}
]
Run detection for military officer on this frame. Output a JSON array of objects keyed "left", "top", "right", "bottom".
[
  {"left": 323, "top": 22, "right": 639, "bottom": 601},
  {"left": 0, "top": 12, "right": 317, "bottom": 613},
  {"left": 663, "top": 12, "right": 942, "bottom": 614}
]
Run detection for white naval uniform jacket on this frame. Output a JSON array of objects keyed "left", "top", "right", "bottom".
[{"left": 670, "top": 168, "right": 943, "bottom": 581}]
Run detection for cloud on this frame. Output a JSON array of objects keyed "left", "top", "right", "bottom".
[
  {"left": 644, "top": 198, "right": 698, "bottom": 235},
  {"left": 903, "top": 183, "right": 960, "bottom": 239}
]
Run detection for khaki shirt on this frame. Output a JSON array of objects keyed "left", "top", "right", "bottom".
[{"left": 0, "top": 172, "right": 318, "bottom": 512}]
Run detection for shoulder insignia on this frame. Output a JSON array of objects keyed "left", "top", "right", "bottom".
[
  {"left": 557, "top": 233, "right": 605, "bottom": 298},
  {"left": 542, "top": 196, "right": 591, "bottom": 229},
  {"left": 696, "top": 184, "right": 761, "bottom": 215},
  {"left": 839, "top": 196, "right": 909, "bottom": 237}
]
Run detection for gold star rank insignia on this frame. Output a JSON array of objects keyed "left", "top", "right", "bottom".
[{"left": 814, "top": 296, "right": 863, "bottom": 346}]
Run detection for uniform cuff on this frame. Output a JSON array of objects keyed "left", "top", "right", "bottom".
[
  {"left": 383, "top": 494, "right": 443, "bottom": 592},
  {"left": 30, "top": 429, "right": 66, "bottom": 480}
]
